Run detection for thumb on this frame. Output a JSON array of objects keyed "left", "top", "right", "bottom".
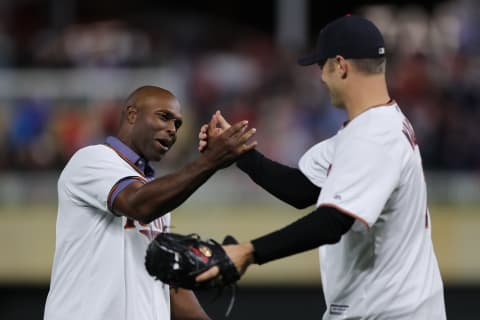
[
  {"left": 208, "top": 113, "right": 219, "bottom": 135},
  {"left": 196, "top": 266, "right": 220, "bottom": 282}
]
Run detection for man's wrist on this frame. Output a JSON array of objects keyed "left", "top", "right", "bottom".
[
  {"left": 236, "top": 149, "right": 258, "bottom": 169},
  {"left": 194, "top": 153, "right": 220, "bottom": 173},
  {"left": 245, "top": 242, "right": 256, "bottom": 265}
]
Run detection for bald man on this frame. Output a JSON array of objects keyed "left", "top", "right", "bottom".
[{"left": 44, "top": 86, "right": 256, "bottom": 320}]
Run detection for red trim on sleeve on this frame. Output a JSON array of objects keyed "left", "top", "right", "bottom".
[{"left": 319, "top": 203, "right": 370, "bottom": 229}]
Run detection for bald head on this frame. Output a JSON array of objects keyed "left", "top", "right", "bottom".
[
  {"left": 117, "top": 85, "right": 183, "bottom": 161},
  {"left": 121, "top": 86, "right": 177, "bottom": 123}
]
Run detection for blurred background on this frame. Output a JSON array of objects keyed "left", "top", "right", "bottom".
[{"left": 0, "top": 0, "right": 479, "bottom": 318}]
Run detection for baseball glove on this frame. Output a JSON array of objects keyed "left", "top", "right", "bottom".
[{"left": 145, "top": 232, "right": 241, "bottom": 290}]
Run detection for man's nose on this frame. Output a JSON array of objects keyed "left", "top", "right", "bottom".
[{"left": 165, "top": 121, "right": 177, "bottom": 135}]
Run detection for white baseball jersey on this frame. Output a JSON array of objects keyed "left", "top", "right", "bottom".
[
  {"left": 44, "top": 142, "right": 170, "bottom": 320},
  {"left": 299, "top": 102, "right": 446, "bottom": 319}
]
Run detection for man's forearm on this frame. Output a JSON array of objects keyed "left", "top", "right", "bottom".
[
  {"left": 251, "top": 205, "right": 355, "bottom": 264},
  {"left": 237, "top": 150, "right": 320, "bottom": 209},
  {"left": 170, "top": 288, "right": 210, "bottom": 320},
  {"left": 120, "top": 155, "right": 217, "bottom": 223}
]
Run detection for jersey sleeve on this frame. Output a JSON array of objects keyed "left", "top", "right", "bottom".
[
  {"left": 317, "top": 137, "right": 401, "bottom": 228},
  {"left": 298, "top": 139, "right": 334, "bottom": 188},
  {"left": 62, "top": 146, "right": 147, "bottom": 213},
  {"left": 107, "top": 176, "right": 147, "bottom": 213}
]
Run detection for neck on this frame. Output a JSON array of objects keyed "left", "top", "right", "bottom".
[
  {"left": 342, "top": 74, "right": 391, "bottom": 120},
  {"left": 116, "top": 128, "right": 134, "bottom": 151}
]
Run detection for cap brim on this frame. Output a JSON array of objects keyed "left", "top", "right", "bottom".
[{"left": 297, "top": 52, "right": 322, "bottom": 66}]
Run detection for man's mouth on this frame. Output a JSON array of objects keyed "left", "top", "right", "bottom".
[{"left": 155, "top": 139, "right": 171, "bottom": 151}]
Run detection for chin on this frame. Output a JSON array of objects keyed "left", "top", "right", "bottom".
[
  {"left": 151, "top": 154, "right": 164, "bottom": 162},
  {"left": 145, "top": 151, "right": 164, "bottom": 162},
  {"left": 331, "top": 99, "right": 345, "bottom": 109}
]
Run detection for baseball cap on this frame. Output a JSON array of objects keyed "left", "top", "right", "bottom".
[{"left": 298, "top": 15, "right": 385, "bottom": 66}]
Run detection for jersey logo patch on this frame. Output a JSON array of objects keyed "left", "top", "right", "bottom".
[
  {"left": 124, "top": 217, "right": 168, "bottom": 240},
  {"left": 330, "top": 304, "right": 349, "bottom": 315}
]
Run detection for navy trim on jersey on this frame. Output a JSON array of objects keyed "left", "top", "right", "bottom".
[
  {"left": 104, "top": 136, "right": 154, "bottom": 214},
  {"left": 105, "top": 136, "right": 155, "bottom": 178}
]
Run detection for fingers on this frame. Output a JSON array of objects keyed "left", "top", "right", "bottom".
[
  {"left": 198, "top": 140, "right": 207, "bottom": 152},
  {"left": 224, "top": 120, "right": 249, "bottom": 138},
  {"left": 195, "top": 266, "right": 220, "bottom": 282},
  {"left": 241, "top": 140, "right": 258, "bottom": 153},
  {"left": 219, "top": 122, "right": 257, "bottom": 156},
  {"left": 215, "top": 111, "right": 231, "bottom": 129},
  {"left": 229, "top": 125, "right": 257, "bottom": 153},
  {"left": 207, "top": 114, "right": 218, "bottom": 136},
  {"left": 237, "top": 127, "right": 256, "bottom": 145},
  {"left": 198, "top": 113, "right": 236, "bottom": 153},
  {"left": 195, "top": 243, "right": 254, "bottom": 285},
  {"left": 232, "top": 127, "right": 257, "bottom": 153},
  {"left": 198, "top": 124, "right": 209, "bottom": 152},
  {"left": 201, "top": 115, "right": 257, "bottom": 166},
  {"left": 198, "top": 124, "right": 208, "bottom": 140}
]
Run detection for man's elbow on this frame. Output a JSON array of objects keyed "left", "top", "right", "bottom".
[
  {"left": 325, "top": 233, "right": 343, "bottom": 245},
  {"left": 124, "top": 202, "right": 169, "bottom": 225},
  {"left": 292, "top": 202, "right": 310, "bottom": 210},
  {"left": 290, "top": 199, "right": 315, "bottom": 210}
]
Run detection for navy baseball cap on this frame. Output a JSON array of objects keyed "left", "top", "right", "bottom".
[{"left": 298, "top": 15, "right": 385, "bottom": 66}]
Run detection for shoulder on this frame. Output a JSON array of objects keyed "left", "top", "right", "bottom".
[
  {"left": 62, "top": 144, "right": 126, "bottom": 175},
  {"left": 68, "top": 144, "right": 127, "bottom": 166},
  {"left": 72, "top": 144, "right": 117, "bottom": 159},
  {"left": 303, "top": 136, "right": 336, "bottom": 155},
  {"left": 342, "top": 106, "right": 405, "bottom": 146},
  {"left": 300, "top": 134, "right": 337, "bottom": 164},
  {"left": 337, "top": 105, "right": 414, "bottom": 162},
  {"left": 59, "top": 143, "right": 144, "bottom": 190},
  {"left": 352, "top": 105, "right": 401, "bottom": 131}
]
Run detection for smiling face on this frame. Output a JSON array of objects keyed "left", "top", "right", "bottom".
[{"left": 120, "top": 86, "right": 183, "bottom": 162}]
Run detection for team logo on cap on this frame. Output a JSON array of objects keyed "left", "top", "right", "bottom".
[{"left": 378, "top": 47, "right": 385, "bottom": 55}]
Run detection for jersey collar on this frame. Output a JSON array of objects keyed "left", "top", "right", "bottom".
[
  {"left": 105, "top": 136, "right": 155, "bottom": 178},
  {"left": 342, "top": 98, "right": 396, "bottom": 128}
]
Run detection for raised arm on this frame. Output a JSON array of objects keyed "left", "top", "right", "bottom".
[
  {"left": 114, "top": 119, "right": 256, "bottom": 224},
  {"left": 199, "top": 111, "right": 320, "bottom": 209},
  {"left": 236, "top": 150, "right": 320, "bottom": 209}
]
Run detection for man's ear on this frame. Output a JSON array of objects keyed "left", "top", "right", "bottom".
[
  {"left": 335, "top": 55, "right": 348, "bottom": 79},
  {"left": 125, "top": 105, "right": 137, "bottom": 124}
]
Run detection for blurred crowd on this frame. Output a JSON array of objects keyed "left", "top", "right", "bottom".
[{"left": 0, "top": 1, "right": 479, "bottom": 172}]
